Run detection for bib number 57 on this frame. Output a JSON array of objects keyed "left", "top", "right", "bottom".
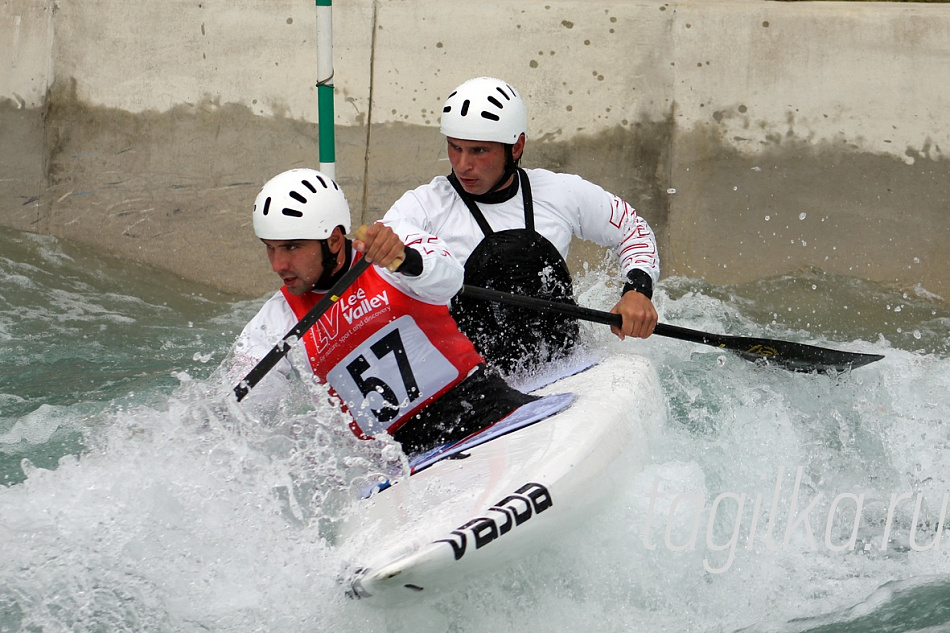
[
  {"left": 327, "top": 315, "right": 460, "bottom": 436},
  {"left": 346, "top": 329, "right": 420, "bottom": 423}
]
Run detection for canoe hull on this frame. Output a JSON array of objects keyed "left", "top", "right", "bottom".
[{"left": 343, "top": 353, "right": 664, "bottom": 600}]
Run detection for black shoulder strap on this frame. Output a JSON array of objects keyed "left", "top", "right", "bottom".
[
  {"left": 446, "top": 169, "right": 536, "bottom": 237},
  {"left": 518, "top": 168, "right": 535, "bottom": 233},
  {"left": 447, "top": 172, "right": 495, "bottom": 238}
]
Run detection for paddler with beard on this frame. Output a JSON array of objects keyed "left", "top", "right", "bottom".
[
  {"left": 231, "top": 168, "right": 537, "bottom": 456},
  {"left": 383, "top": 77, "right": 660, "bottom": 373}
]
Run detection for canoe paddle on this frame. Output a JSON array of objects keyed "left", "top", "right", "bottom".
[
  {"left": 233, "top": 256, "right": 372, "bottom": 402},
  {"left": 459, "top": 285, "right": 884, "bottom": 374}
]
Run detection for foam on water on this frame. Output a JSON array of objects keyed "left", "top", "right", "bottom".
[
  {"left": 2, "top": 379, "right": 349, "bottom": 630},
  {"left": 3, "top": 229, "right": 950, "bottom": 632}
]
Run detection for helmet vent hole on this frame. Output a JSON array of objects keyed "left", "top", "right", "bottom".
[
  {"left": 282, "top": 207, "right": 303, "bottom": 218},
  {"left": 289, "top": 190, "right": 307, "bottom": 204},
  {"left": 480, "top": 111, "right": 500, "bottom": 122},
  {"left": 460, "top": 99, "right": 470, "bottom": 116},
  {"left": 495, "top": 87, "right": 512, "bottom": 101},
  {"left": 487, "top": 95, "right": 503, "bottom": 109},
  {"left": 261, "top": 196, "right": 271, "bottom": 216},
  {"left": 302, "top": 179, "right": 317, "bottom": 193}
]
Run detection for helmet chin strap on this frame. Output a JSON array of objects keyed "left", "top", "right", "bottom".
[
  {"left": 488, "top": 144, "right": 519, "bottom": 193},
  {"left": 312, "top": 235, "right": 351, "bottom": 291}
]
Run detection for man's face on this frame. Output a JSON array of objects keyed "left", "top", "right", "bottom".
[
  {"left": 446, "top": 137, "right": 513, "bottom": 196},
  {"left": 261, "top": 239, "right": 326, "bottom": 295}
]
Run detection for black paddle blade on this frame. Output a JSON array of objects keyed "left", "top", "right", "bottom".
[
  {"left": 654, "top": 323, "right": 885, "bottom": 374},
  {"left": 458, "top": 285, "right": 884, "bottom": 375}
]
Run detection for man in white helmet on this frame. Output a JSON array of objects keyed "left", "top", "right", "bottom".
[
  {"left": 383, "top": 77, "right": 659, "bottom": 372},
  {"left": 231, "top": 168, "right": 539, "bottom": 456}
]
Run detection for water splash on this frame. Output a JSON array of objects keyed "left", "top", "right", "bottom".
[{"left": 3, "top": 230, "right": 950, "bottom": 631}]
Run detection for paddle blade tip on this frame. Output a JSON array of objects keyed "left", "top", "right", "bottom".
[{"left": 768, "top": 351, "right": 884, "bottom": 374}]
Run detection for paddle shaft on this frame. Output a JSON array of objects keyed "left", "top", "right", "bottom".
[
  {"left": 233, "top": 256, "right": 372, "bottom": 401},
  {"left": 458, "top": 284, "right": 884, "bottom": 373}
]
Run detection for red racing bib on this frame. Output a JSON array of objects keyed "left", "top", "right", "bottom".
[{"left": 281, "top": 259, "right": 483, "bottom": 438}]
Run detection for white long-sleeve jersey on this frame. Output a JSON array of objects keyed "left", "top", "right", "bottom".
[{"left": 383, "top": 168, "right": 659, "bottom": 288}]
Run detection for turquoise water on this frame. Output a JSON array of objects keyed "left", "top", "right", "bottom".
[{"left": 2, "top": 227, "right": 949, "bottom": 632}]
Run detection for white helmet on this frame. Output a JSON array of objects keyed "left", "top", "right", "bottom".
[
  {"left": 440, "top": 77, "right": 527, "bottom": 145},
  {"left": 252, "top": 168, "right": 351, "bottom": 240}
]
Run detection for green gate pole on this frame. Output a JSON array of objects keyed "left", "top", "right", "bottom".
[{"left": 316, "top": 0, "right": 335, "bottom": 179}]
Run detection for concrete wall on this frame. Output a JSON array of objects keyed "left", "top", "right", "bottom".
[{"left": 2, "top": 0, "right": 948, "bottom": 303}]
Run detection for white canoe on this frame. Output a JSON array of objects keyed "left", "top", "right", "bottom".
[{"left": 342, "top": 352, "right": 664, "bottom": 601}]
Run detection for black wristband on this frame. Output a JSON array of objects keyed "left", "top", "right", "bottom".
[
  {"left": 395, "top": 247, "right": 424, "bottom": 277},
  {"left": 622, "top": 269, "right": 654, "bottom": 299}
]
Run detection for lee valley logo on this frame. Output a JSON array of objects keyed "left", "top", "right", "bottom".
[
  {"left": 312, "top": 288, "right": 392, "bottom": 352},
  {"left": 341, "top": 288, "right": 389, "bottom": 324},
  {"left": 436, "top": 482, "right": 552, "bottom": 561}
]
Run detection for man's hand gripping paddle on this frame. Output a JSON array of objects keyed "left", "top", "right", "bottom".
[{"left": 459, "top": 285, "right": 883, "bottom": 374}]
